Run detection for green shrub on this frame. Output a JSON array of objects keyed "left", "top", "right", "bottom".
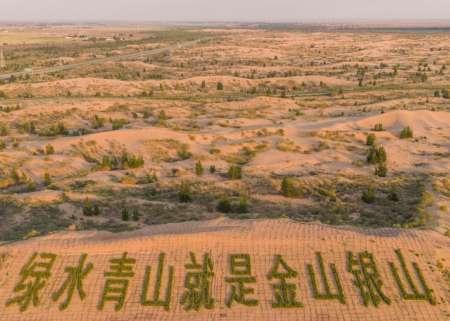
[
  {"left": 0, "top": 123, "right": 8, "bottom": 136},
  {"left": 26, "top": 181, "right": 37, "bottom": 192},
  {"left": 0, "top": 140, "right": 5, "bottom": 150},
  {"left": 101, "top": 152, "right": 144, "bottom": 170},
  {"left": 132, "top": 209, "right": 140, "bottom": 221},
  {"left": 374, "top": 162, "right": 388, "bottom": 177},
  {"left": 126, "top": 154, "right": 145, "bottom": 168},
  {"left": 442, "top": 89, "right": 449, "bottom": 99},
  {"left": 373, "top": 123, "right": 384, "bottom": 131},
  {"left": 178, "top": 181, "right": 192, "bottom": 203},
  {"left": 217, "top": 82, "right": 224, "bottom": 90},
  {"left": 111, "top": 119, "right": 128, "bottom": 130},
  {"left": 156, "top": 110, "right": 168, "bottom": 126},
  {"left": 399, "top": 126, "right": 413, "bottom": 139},
  {"left": 39, "top": 122, "right": 67, "bottom": 136},
  {"left": 195, "top": 161, "right": 204, "bottom": 176},
  {"left": 121, "top": 208, "right": 130, "bottom": 221},
  {"left": 19, "top": 121, "right": 36, "bottom": 134},
  {"left": 217, "top": 197, "right": 232, "bottom": 213},
  {"left": 367, "top": 145, "right": 387, "bottom": 164},
  {"left": 138, "top": 171, "right": 158, "bottom": 184},
  {"left": 82, "top": 199, "right": 100, "bottom": 216},
  {"left": 209, "top": 165, "right": 216, "bottom": 173},
  {"left": 43, "top": 172, "right": 52, "bottom": 186},
  {"left": 366, "top": 133, "right": 376, "bottom": 146},
  {"left": 362, "top": 187, "right": 375, "bottom": 204},
  {"left": 236, "top": 196, "right": 249, "bottom": 213},
  {"left": 387, "top": 189, "right": 399, "bottom": 202},
  {"left": 281, "top": 177, "right": 302, "bottom": 197},
  {"left": 228, "top": 165, "right": 242, "bottom": 180},
  {"left": 177, "top": 146, "right": 192, "bottom": 160},
  {"left": 91, "top": 115, "right": 105, "bottom": 129},
  {"left": 45, "top": 144, "right": 55, "bottom": 155}
]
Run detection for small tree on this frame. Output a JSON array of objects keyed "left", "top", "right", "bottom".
[
  {"left": 399, "top": 126, "right": 413, "bottom": 139},
  {"left": 217, "top": 82, "right": 224, "bottom": 90},
  {"left": 195, "top": 161, "right": 204, "bottom": 176},
  {"left": 209, "top": 165, "right": 216, "bottom": 174},
  {"left": 228, "top": 165, "right": 242, "bottom": 180},
  {"left": 366, "top": 133, "right": 376, "bottom": 146}
]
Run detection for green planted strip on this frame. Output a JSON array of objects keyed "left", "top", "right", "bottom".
[
  {"left": 98, "top": 252, "right": 135, "bottom": 311},
  {"left": 389, "top": 249, "right": 436, "bottom": 305},
  {"left": 181, "top": 252, "right": 215, "bottom": 311},
  {"left": 225, "top": 254, "right": 258, "bottom": 307},
  {"left": 347, "top": 251, "right": 390, "bottom": 307},
  {"left": 6, "top": 252, "right": 57, "bottom": 312},
  {"left": 267, "top": 255, "right": 303, "bottom": 308},
  {"left": 307, "top": 252, "right": 345, "bottom": 304},
  {"left": 52, "top": 253, "right": 93, "bottom": 311},
  {"left": 141, "top": 252, "right": 174, "bottom": 311}
]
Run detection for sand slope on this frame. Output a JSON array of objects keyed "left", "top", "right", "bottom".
[{"left": 0, "top": 218, "right": 449, "bottom": 321}]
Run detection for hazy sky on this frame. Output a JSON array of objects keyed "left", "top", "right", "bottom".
[{"left": 1, "top": 0, "right": 449, "bottom": 22}]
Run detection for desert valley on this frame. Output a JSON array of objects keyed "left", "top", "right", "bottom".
[{"left": 0, "top": 24, "right": 448, "bottom": 320}]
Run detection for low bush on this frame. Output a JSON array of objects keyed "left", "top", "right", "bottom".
[
  {"left": 82, "top": 199, "right": 100, "bottom": 216},
  {"left": 374, "top": 162, "right": 388, "bottom": 177},
  {"left": 45, "top": 144, "right": 55, "bottom": 155},
  {"left": 216, "top": 197, "right": 232, "bottom": 213},
  {"left": 178, "top": 181, "right": 193, "bottom": 203},
  {"left": 177, "top": 146, "right": 192, "bottom": 160},
  {"left": 39, "top": 122, "right": 67, "bottom": 137},
  {"left": 101, "top": 152, "right": 144, "bottom": 170},
  {"left": 121, "top": 208, "right": 130, "bottom": 221},
  {"left": 91, "top": 115, "right": 105, "bottom": 129},
  {"left": 281, "top": 177, "right": 303, "bottom": 197},
  {"left": 362, "top": 187, "right": 375, "bottom": 204},
  {"left": 111, "top": 119, "right": 129, "bottom": 130},
  {"left": 195, "top": 161, "right": 204, "bottom": 176},
  {"left": 228, "top": 165, "right": 242, "bottom": 180}
]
